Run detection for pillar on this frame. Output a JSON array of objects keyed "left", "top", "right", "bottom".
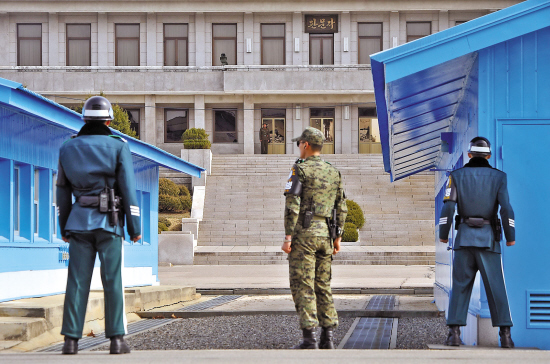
[
  {"left": 292, "top": 12, "right": 302, "bottom": 65},
  {"left": 244, "top": 12, "right": 253, "bottom": 65},
  {"left": 98, "top": 13, "right": 108, "bottom": 67},
  {"left": 143, "top": 95, "right": 156, "bottom": 145},
  {"left": 195, "top": 13, "right": 205, "bottom": 67},
  {"left": 439, "top": 10, "right": 449, "bottom": 32},
  {"left": 243, "top": 95, "right": 254, "bottom": 154},
  {"left": 194, "top": 95, "right": 205, "bottom": 129},
  {"left": 48, "top": 13, "right": 59, "bottom": 66},
  {"left": 390, "top": 11, "right": 400, "bottom": 48},
  {"left": 147, "top": 13, "right": 157, "bottom": 66},
  {"left": 0, "top": 13, "right": 9, "bottom": 66},
  {"left": 341, "top": 12, "right": 351, "bottom": 65}
]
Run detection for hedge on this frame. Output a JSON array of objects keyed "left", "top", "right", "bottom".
[
  {"left": 182, "top": 128, "right": 211, "bottom": 149},
  {"left": 345, "top": 199, "right": 365, "bottom": 229},
  {"left": 342, "top": 222, "right": 359, "bottom": 242},
  {"left": 159, "top": 178, "right": 180, "bottom": 197},
  {"left": 158, "top": 217, "right": 172, "bottom": 228}
]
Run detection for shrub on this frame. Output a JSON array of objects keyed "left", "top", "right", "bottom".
[
  {"left": 178, "top": 185, "right": 191, "bottom": 198},
  {"left": 169, "top": 222, "right": 183, "bottom": 232},
  {"left": 159, "top": 178, "right": 180, "bottom": 197},
  {"left": 345, "top": 199, "right": 365, "bottom": 229},
  {"left": 180, "top": 196, "right": 192, "bottom": 211},
  {"left": 342, "top": 222, "right": 359, "bottom": 242},
  {"left": 158, "top": 216, "right": 171, "bottom": 228},
  {"left": 158, "top": 222, "right": 169, "bottom": 232},
  {"left": 182, "top": 128, "right": 211, "bottom": 149},
  {"left": 159, "top": 194, "right": 183, "bottom": 212}
]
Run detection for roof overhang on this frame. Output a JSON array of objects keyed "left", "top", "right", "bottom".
[
  {"left": 0, "top": 77, "right": 205, "bottom": 178},
  {"left": 371, "top": 0, "right": 550, "bottom": 181}
]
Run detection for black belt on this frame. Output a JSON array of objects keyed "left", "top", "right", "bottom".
[
  {"left": 77, "top": 195, "right": 100, "bottom": 207},
  {"left": 461, "top": 217, "right": 491, "bottom": 227}
]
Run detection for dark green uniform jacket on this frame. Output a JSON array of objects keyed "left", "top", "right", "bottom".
[
  {"left": 439, "top": 157, "right": 515, "bottom": 253},
  {"left": 56, "top": 122, "right": 141, "bottom": 239}
]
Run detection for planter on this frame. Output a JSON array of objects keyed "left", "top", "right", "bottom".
[{"left": 181, "top": 149, "right": 212, "bottom": 187}]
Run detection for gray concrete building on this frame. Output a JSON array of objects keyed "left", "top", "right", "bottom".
[{"left": 0, "top": 0, "right": 520, "bottom": 156}]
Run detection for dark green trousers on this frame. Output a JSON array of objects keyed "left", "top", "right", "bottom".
[
  {"left": 447, "top": 247, "right": 513, "bottom": 327},
  {"left": 61, "top": 230, "right": 126, "bottom": 339}
]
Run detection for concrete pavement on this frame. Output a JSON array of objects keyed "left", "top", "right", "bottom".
[{"left": 1, "top": 349, "right": 548, "bottom": 363}]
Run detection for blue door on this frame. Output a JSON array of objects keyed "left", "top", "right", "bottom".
[{"left": 498, "top": 120, "right": 550, "bottom": 349}]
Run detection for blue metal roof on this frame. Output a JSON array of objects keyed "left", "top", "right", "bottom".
[
  {"left": 371, "top": 0, "right": 550, "bottom": 181},
  {"left": 0, "top": 77, "right": 205, "bottom": 177}
]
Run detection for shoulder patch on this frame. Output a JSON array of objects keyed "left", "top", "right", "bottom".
[
  {"left": 109, "top": 135, "right": 127, "bottom": 143},
  {"left": 294, "top": 158, "right": 304, "bottom": 164}
]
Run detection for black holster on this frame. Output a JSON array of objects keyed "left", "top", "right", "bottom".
[
  {"left": 329, "top": 209, "right": 338, "bottom": 240},
  {"left": 491, "top": 216, "right": 502, "bottom": 242},
  {"left": 77, "top": 187, "right": 123, "bottom": 227}
]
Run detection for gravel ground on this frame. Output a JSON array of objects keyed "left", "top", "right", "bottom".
[
  {"left": 93, "top": 315, "right": 355, "bottom": 350},
  {"left": 396, "top": 316, "right": 448, "bottom": 349}
]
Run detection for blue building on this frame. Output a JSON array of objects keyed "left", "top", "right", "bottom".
[
  {"left": 0, "top": 77, "right": 204, "bottom": 303},
  {"left": 371, "top": 0, "right": 550, "bottom": 349}
]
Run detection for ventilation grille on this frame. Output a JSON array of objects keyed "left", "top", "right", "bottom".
[{"left": 528, "top": 292, "right": 550, "bottom": 328}]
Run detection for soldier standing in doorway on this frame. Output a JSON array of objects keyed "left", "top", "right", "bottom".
[
  {"left": 439, "top": 137, "right": 516, "bottom": 348},
  {"left": 282, "top": 127, "right": 347, "bottom": 349},
  {"left": 260, "top": 122, "right": 270, "bottom": 154},
  {"left": 57, "top": 96, "right": 142, "bottom": 355}
]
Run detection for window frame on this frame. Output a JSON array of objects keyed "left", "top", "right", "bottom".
[
  {"left": 125, "top": 108, "right": 141, "bottom": 139},
  {"left": 17, "top": 23, "right": 42, "bottom": 66},
  {"left": 406, "top": 21, "right": 432, "bottom": 43},
  {"left": 212, "top": 23, "right": 238, "bottom": 66},
  {"left": 213, "top": 109, "right": 238, "bottom": 143},
  {"left": 13, "top": 165, "right": 20, "bottom": 236},
  {"left": 358, "top": 22, "right": 383, "bottom": 65},
  {"left": 66, "top": 23, "right": 91, "bottom": 66},
  {"left": 164, "top": 108, "right": 189, "bottom": 143},
  {"left": 261, "top": 23, "right": 286, "bottom": 65},
  {"left": 163, "top": 23, "right": 189, "bottom": 66},
  {"left": 115, "top": 23, "right": 140, "bottom": 66},
  {"left": 33, "top": 168, "right": 39, "bottom": 236}
]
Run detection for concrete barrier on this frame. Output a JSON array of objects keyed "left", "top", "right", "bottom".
[{"left": 159, "top": 231, "right": 195, "bottom": 265}]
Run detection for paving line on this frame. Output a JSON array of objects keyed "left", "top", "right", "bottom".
[{"left": 39, "top": 295, "right": 243, "bottom": 352}]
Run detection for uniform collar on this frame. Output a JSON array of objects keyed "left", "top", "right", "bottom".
[
  {"left": 465, "top": 157, "right": 492, "bottom": 168},
  {"left": 77, "top": 122, "right": 113, "bottom": 137},
  {"left": 306, "top": 155, "right": 322, "bottom": 162}
]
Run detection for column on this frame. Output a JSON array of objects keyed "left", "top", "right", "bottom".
[
  {"left": 243, "top": 12, "right": 253, "bottom": 65},
  {"left": 147, "top": 13, "right": 157, "bottom": 66},
  {"left": 48, "top": 13, "right": 59, "bottom": 66},
  {"left": 195, "top": 12, "right": 205, "bottom": 67},
  {"left": 292, "top": 12, "right": 302, "bottom": 65},
  {"left": 293, "top": 104, "right": 302, "bottom": 154},
  {"left": 0, "top": 13, "right": 9, "bottom": 66},
  {"left": 390, "top": 11, "right": 399, "bottom": 48},
  {"left": 341, "top": 105, "right": 352, "bottom": 153},
  {"left": 341, "top": 12, "right": 351, "bottom": 65},
  {"left": 143, "top": 95, "right": 156, "bottom": 145},
  {"left": 439, "top": 10, "right": 449, "bottom": 32},
  {"left": 194, "top": 95, "right": 205, "bottom": 129},
  {"left": 243, "top": 95, "right": 254, "bottom": 154},
  {"left": 98, "top": 13, "right": 108, "bottom": 67}
]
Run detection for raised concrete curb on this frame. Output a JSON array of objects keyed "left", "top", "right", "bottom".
[
  {"left": 196, "top": 287, "right": 433, "bottom": 296},
  {"left": 158, "top": 232, "right": 195, "bottom": 265}
]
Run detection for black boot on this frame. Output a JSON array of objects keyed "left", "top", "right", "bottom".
[
  {"left": 61, "top": 336, "right": 79, "bottom": 355},
  {"left": 293, "top": 328, "right": 318, "bottom": 349},
  {"left": 444, "top": 325, "right": 461, "bottom": 346},
  {"left": 319, "top": 327, "right": 335, "bottom": 349},
  {"left": 499, "top": 327, "right": 515, "bottom": 348},
  {"left": 110, "top": 335, "right": 131, "bottom": 354}
]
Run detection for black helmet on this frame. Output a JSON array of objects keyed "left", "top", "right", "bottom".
[
  {"left": 82, "top": 96, "right": 114, "bottom": 122},
  {"left": 468, "top": 136, "right": 491, "bottom": 157}
]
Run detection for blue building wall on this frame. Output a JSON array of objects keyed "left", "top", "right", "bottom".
[{"left": 435, "top": 26, "right": 550, "bottom": 348}]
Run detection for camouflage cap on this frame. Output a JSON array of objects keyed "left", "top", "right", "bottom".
[{"left": 291, "top": 127, "right": 324, "bottom": 146}]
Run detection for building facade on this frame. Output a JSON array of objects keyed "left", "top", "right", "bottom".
[{"left": 0, "top": 0, "right": 520, "bottom": 156}]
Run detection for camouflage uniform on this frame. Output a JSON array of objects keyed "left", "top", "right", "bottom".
[
  {"left": 284, "top": 127, "right": 347, "bottom": 329},
  {"left": 260, "top": 126, "right": 270, "bottom": 154}
]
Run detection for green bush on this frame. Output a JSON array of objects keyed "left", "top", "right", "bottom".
[
  {"left": 342, "top": 222, "right": 359, "bottom": 242},
  {"left": 158, "top": 217, "right": 171, "bottom": 228},
  {"left": 169, "top": 222, "right": 183, "bottom": 232},
  {"left": 159, "top": 194, "right": 183, "bottom": 212},
  {"left": 180, "top": 196, "right": 192, "bottom": 211},
  {"left": 178, "top": 185, "right": 191, "bottom": 198},
  {"left": 182, "top": 128, "right": 211, "bottom": 149},
  {"left": 159, "top": 178, "right": 180, "bottom": 196},
  {"left": 158, "top": 222, "right": 169, "bottom": 233},
  {"left": 345, "top": 199, "right": 365, "bottom": 229}
]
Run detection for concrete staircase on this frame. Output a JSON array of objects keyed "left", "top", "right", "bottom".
[{"left": 195, "top": 154, "right": 435, "bottom": 265}]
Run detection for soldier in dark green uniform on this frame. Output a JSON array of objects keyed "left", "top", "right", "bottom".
[
  {"left": 57, "top": 96, "right": 142, "bottom": 355},
  {"left": 260, "top": 122, "right": 270, "bottom": 154},
  {"left": 439, "top": 137, "right": 516, "bottom": 348},
  {"left": 282, "top": 127, "right": 347, "bottom": 349}
]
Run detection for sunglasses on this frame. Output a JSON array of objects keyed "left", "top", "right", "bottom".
[{"left": 296, "top": 140, "right": 306, "bottom": 147}]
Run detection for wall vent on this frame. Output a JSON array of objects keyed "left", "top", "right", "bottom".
[{"left": 527, "top": 292, "right": 550, "bottom": 328}]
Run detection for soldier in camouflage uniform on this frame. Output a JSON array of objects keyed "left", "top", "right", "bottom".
[
  {"left": 260, "top": 122, "right": 270, "bottom": 154},
  {"left": 282, "top": 127, "right": 347, "bottom": 349}
]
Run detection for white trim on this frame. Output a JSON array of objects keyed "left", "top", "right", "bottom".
[
  {"left": 83, "top": 109, "right": 111, "bottom": 117},
  {"left": 469, "top": 146, "right": 491, "bottom": 153},
  {"left": 500, "top": 256, "right": 513, "bottom": 324}
]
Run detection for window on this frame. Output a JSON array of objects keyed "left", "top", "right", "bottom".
[
  {"left": 17, "top": 24, "right": 42, "bottom": 66},
  {"left": 66, "top": 24, "right": 91, "bottom": 66},
  {"left": 212, "top": 24, "right": 237, "bottom": 66},
  {"left": 406, "top": 22, "right": 431, "bottom": 42},
  {"left": 214, "top": 109, "right": 237, "bottom": 143},
  {"left": 164, "top": 109, "right": 188, "bottom": 143},
  {"left": 261, "top": 24, "right": 285, "bottom": 65},
  {"left": 34, "top": 169, "right": 39, "bottom": 235},
  {"left": 126, "top": 109, "right": 140, "bottom": 138},
  {"left": 115, "top": 24, "right": 140, "bottom": 66},
  {"left": 309, "top": 34, "right": 333, "bottom": 65},
  {"left": 13, "top": 166, "right": 20, "bottom": 235},
  {"left": 358, "top": 23, "right": 382, "bottom": 64},
  {"left": 454, "top": 21, "right": 467, "bottom": 26},
  {"left": 164, "top": 24, "right": 188, "bottom": 66},
  {"left": 52, "top": 173, "right": 58, "bottom": 238}
]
